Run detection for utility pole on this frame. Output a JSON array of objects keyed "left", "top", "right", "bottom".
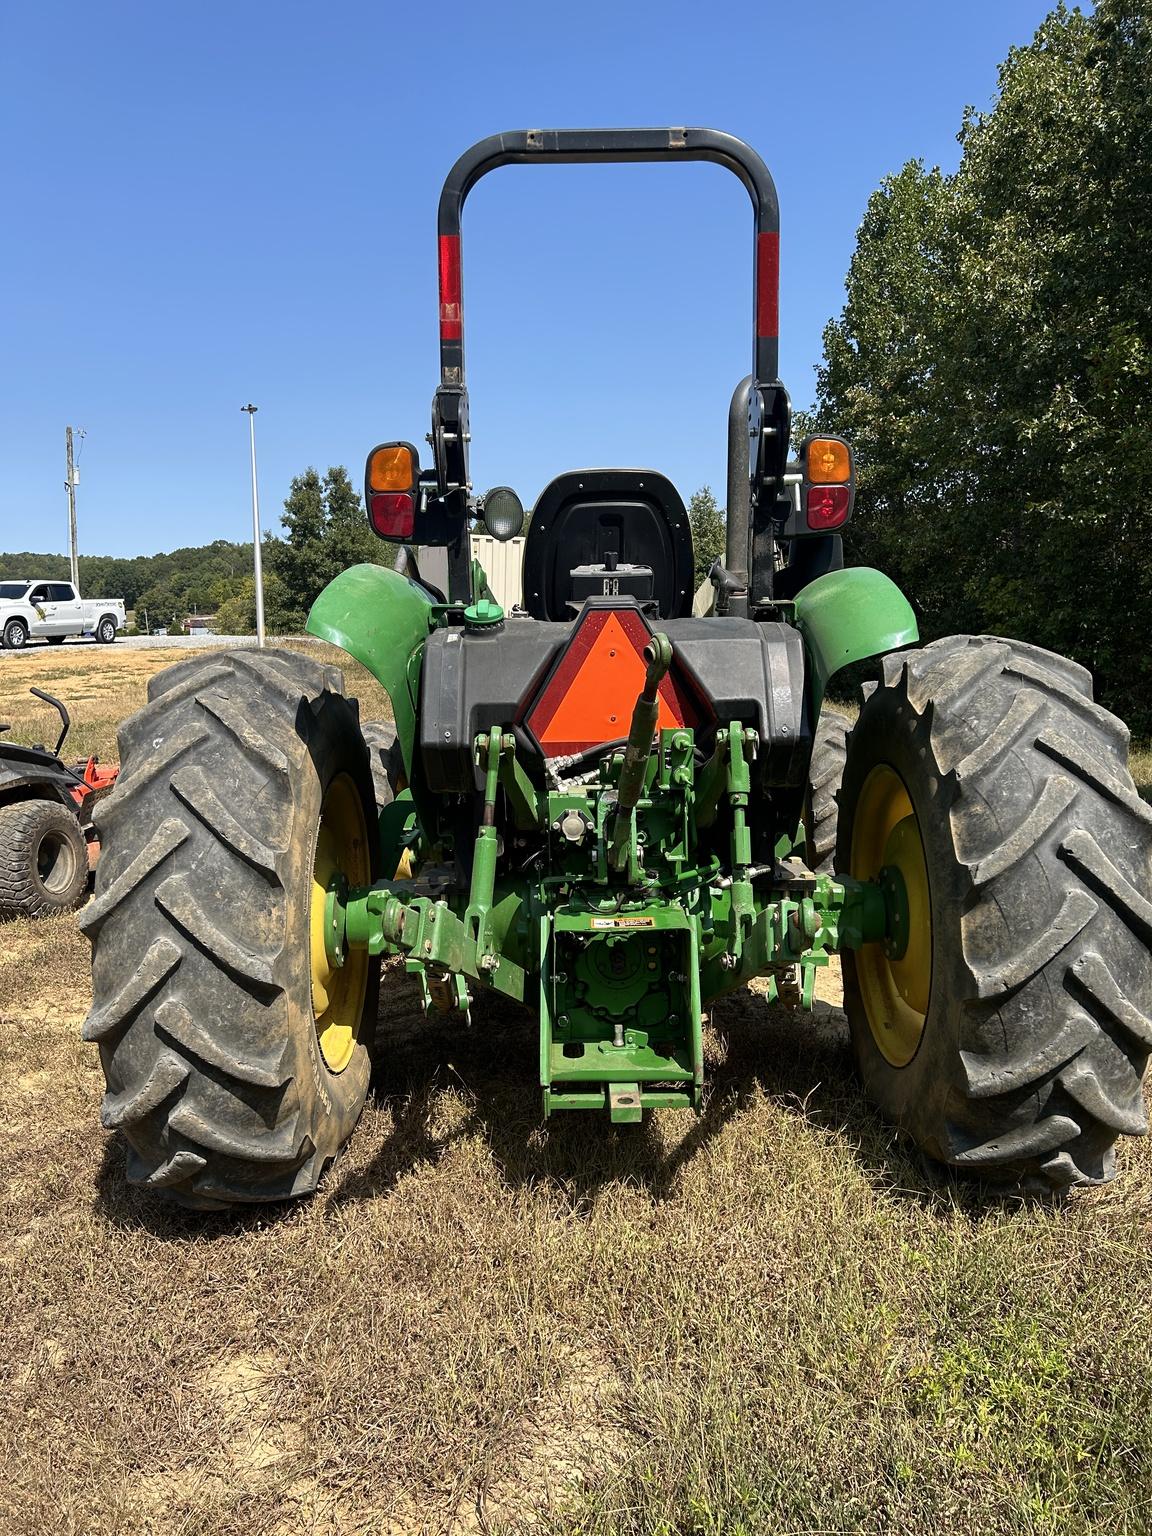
[
  {"left": 65, "top": 426, "right": 79, "bottom": 589},
  {"left": 241, "top": 404, "right": 266, "bottom": 646}
]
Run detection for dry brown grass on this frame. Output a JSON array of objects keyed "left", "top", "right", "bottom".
[
  {"left": 1, "top": 648, "right": 1151, "bottom": 1535},
  {"left": 0, "top": 640, "right": 392, "bottom": 763},
  {"left": 1130, "top": 743, "right": 1152, "bottom": 803}
]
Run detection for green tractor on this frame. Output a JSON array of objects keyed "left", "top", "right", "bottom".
[{"left": 84, "top": 129, "right": 1152, "bottom": 1208}]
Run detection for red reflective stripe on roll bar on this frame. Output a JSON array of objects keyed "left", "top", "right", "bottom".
[
  {"left": 756, "top": 230, "right": 779, "bottom": 339},
  {"left": 439, "top": 234, "right": 462, "bottom": 339}
]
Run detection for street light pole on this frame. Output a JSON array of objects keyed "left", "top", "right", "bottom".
[
  {"left": 65, "top": 426, "right": 80, "bottom": 590},
  {"left": 241, "top": 404, "right": 266, "bottom": 646}
]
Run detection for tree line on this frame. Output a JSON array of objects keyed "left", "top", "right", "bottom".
[
  {"left": 809, "top": 0, "right": 1152, "bottom": 732},
  {"left": 0, "top": 466, "right": 389, "bottom": 636},
  {"left": 0, "top": 541, "right": 256, "bottom": 631},
  {"left": 2, "top": 473, "right": 729, "bottom": 635}
]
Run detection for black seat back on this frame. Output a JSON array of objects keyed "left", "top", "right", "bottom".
[{"left": 521, "top": 469, "right": 695, "bottom": 621}]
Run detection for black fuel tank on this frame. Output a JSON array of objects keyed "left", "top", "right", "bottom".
[{"left": 417, "top": 610, "right": 810, "bottom": 794}]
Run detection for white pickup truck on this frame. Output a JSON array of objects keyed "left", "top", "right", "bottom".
[{"left": 0, "top": 579, "right": 126, "bottom": 649}]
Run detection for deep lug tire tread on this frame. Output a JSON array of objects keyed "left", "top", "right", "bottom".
[
  {"left": 805, "top": 706, "right": 852, "bottom": 875},
  {"left": 361, "top": 720, "right": 401, "bottom": 812},
  {"left": 0, "top": 799, "right": 89, "bottom": 918},
  {"left": 357, "top": 719, "right": 432, "bottom": 1064},
  {"left": 839, "top": 634, "right": 1152, "bottom": 1190},
  {"left": 83, "top": 648, "right": 380, "bottom": 1208}
]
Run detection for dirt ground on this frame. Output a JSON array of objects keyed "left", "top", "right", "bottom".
[{"left": 2, "top": 645, "right": 1151, "bottom": 1536}]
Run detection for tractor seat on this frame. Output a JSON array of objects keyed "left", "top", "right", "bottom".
[{"left": 521, "top": 469, "right": 695, "bottom": 621}]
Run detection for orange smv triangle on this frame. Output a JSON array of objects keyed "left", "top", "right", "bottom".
[{"left": 531, "top": 611, "right": 684, "bottom": 755}]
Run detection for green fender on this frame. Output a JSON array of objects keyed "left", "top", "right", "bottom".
[
  {"left": 306, "top": 563, "right": 433, "bottom": 777},
  {"left": 792, "top": 567, "right": 919, "bottom": 713}
]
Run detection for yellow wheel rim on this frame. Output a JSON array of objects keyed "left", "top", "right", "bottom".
[
  {"left": 310, "top": 773, "right": 371, "bottom": 1073},
  {"left": 850, "top": 763, "right": 932, "bottom": 1068}
]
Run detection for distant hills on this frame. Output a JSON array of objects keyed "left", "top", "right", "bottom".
[{"left": 0, "top": 540, "right": 256, "bottom": 627}]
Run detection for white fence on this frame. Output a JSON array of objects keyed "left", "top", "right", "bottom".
[{"left": 413, "top": 536, "right": 526, "bottom": 609}]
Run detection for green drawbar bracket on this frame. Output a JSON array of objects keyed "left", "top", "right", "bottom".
[
  {"left": 608, "top": 1083, "right": 643, "bottom": 1125},
  {"left": 540, "top": 905, "right": 704, "bottom": 1121}
]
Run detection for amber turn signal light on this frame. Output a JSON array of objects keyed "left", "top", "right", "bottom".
[
  {"left": 805, "top": 437, "right": 851, "bottom": 485},
  {"left": 368, "top": 443, "right": 418, "bottom": 493}
]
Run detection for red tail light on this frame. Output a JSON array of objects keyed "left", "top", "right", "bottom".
[
  {"left": 806, "top": 485, "right": 850, "bottom": 530},
  {"left": 369, "top": 491, "right": 415, "bottom": 539}
]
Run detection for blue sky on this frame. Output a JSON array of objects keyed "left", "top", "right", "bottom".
[{"left": 0, "top": 1, "right": 1059, "bottom": 560}]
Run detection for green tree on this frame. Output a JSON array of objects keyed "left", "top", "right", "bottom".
[
  {"left": 813, "top": 0, "right": 1152, "bottom": 730},
  {"left": 214, "top": 568, "right": 291, "bottom": 635},
  {"left": 323, "top": 465, "right": 382, "bottom": 572},
  {"left": 271, "top": 468, "right": 327, "bottom": 631},
  {"left": 687, "top": 485, "right": 726, "bottom": 588},
  {"left": 269, "top": 465, "right": 387, "bottom": 630},
  {"left": 1, "top": 539, "right": 261, "bottom": 626},
  {"left": 214, "top": 579, "right": 257, "bottom": 636}
]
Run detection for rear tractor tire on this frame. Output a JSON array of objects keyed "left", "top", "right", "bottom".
[
  {"left": 839, "top": 635, "right": 1152, "bottom": 1191},
  {"left": 805, "top": 704, "right": 852, "bottom": 875},
  {"left": 361, "top": 720, "right": 404, "bottom": 813},
  {"left": 82, "top": 648, "right": 381, "bottom": 1208}
]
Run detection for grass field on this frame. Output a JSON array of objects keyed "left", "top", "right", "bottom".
[{"left": 2, "top": 645, "right": 1152, "bottom": 1535}]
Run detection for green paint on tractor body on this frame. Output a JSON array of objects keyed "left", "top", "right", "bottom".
[
  {"left": 307, "top": 563, "right": 434, "bottom": 782},
  {"left": 792, "top": 567, "right": 919, "bottom": 713}
]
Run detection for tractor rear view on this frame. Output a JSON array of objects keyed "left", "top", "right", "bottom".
[{"left": 84, "top": 129, "right": 1152, "bottom": 1208}]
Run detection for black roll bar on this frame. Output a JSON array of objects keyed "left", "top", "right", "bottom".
[{"left": 436, "top": 128, "right": 781, "bottom": 387}]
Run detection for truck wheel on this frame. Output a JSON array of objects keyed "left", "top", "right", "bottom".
[
  {"left": 3, "top": 618, "right": 27, "bottom": 650},
  {"left": 805, "top": 705, "right": 852, "bottom": 875},
  {"left": 839, "top": 635, "right": 1152, "bottom": 1190},
  {"left": 81, "top": 649, "right": 381, "bottom": 1208},
  {"left": 0, "top": 799, "right": 89, "bottom": 919},
  {"left": 96, "top": 617, "right": 118, "bottom": 644}
]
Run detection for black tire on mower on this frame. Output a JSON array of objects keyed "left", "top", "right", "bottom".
[
  {"left": 81, "top": 648, "right": 381, "bottom": 1208},
  {"left": 48, "top": 636, "right": 66, "bottom": 646},
  {"left": 839, "top": 635, "right": 1152, "bottom": 1190},
  {"left": 0, "top": 799, "right": 88, "bottom": 919},
  {"left": 805, "top": 705, "right": 852, "bottom": 875}
]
